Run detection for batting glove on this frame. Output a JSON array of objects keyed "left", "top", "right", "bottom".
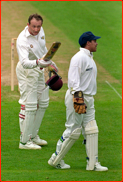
[
  {"left": 48, "top": 61, "right": 58, "bottom": 73},
  {"left": 36, "top": 59, "right": 52, "bottom": 68}
]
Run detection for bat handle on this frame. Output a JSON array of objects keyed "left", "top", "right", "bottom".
[
  {"left": 49, "top": 71, "right": 51, "bottom": 78},
  {"left": 53, "top": 70, "right": 62, "bottom": 79}
]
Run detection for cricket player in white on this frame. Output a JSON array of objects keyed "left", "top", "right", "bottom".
[
  {"left": 48, "top": 31, "right": 108, "bottom": 171},
  {"left": 16, "top": 13, "right": 58, "bottom": 149}
]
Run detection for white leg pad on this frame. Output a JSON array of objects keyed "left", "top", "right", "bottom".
[
  {"left": 25, "top": 91, "right": 37, "bottom": 111},
  {"left": 32, "top": 86, "right": 49, "bottom": 138},
  {"left": 31, "top": 108, "right": 45, "bottom": 138},
  {"left": 21, "top": 111, "right": 36, "bottom": 143},
  {"left": 21, "top": 91, "right": 37, "bottom": 143},
  {"left": 19, "top": 109, "right": 25, "bottom": 133},
  {"left": 53, "top": 127, "right": 82, "bottom": 166},
  {"left": 85, "top": 120, "right": 99, "bottom": 170},
  {"left": 39, "top": 86, "right": 49, "bottom": 109}
]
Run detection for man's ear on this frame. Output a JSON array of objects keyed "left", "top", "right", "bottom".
[{"left": 86, "top": 41, "right": 90, "bottom": 45}]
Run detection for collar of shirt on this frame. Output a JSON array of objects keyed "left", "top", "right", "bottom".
[
  {"left": 24, "top": 26, "right": 40, "bottom": 39},
  {"left": 80, "top": 47, "right": 93, "bottom": 58},
  {"left": 24, "top": 26, "right": 31, "bottom": 38}
]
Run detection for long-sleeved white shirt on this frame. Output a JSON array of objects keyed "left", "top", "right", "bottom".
[
  {"left": 68, "top": 48, "right": 97, "bottom": 96},
  {"left": 16, "top": 26, "right": 47, "bottom": 69}
]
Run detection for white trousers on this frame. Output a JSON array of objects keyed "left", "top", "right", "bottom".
[
  {"left": 16, "top": 62, "right": 45, "bottom": 105},
  {"left": 16, "top": 62, "right": 48, "bottom": 143},
  {"left": 56, "top": 89, "right": 96, "bottom": 153}
]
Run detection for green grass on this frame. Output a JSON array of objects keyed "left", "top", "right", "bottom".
[
  {"left": 1, "top": 82, "right": 122, "bottom": 181},
  {"left": 30, "top": 1, "right": 122, "bottom": 83},
  {"left": 1, "top": 1, "right": 122, "bottom": 181}
]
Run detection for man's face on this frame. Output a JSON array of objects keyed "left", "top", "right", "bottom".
[
  {"left": 27, "top": 18, "right": 42, "bottom": 36},
  {"left": 88, "top": 40, "right": 98, "bottom": 52}
]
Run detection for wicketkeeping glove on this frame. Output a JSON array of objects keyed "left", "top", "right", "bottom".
[{"left": 73, "top": 91, "right": 87, "bottom": 114}]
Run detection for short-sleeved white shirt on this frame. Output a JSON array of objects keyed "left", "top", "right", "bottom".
[{"left": 68, "top": 48, "right": 97, "bottom": 96}]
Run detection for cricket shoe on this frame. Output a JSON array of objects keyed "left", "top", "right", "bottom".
[
  {"left": 19, "top": 141, "right": 41, "bottom": 149},
  {"left": 48, "top": 153, "right": 70, "bottom": 169},
  {"left": 94, "top": 162, "right": 108, "bottom": 171},
  {"left": 32, "top": 135, "right": 47, "bottom": 146},
  {"left": 86, "top": 162, "right": 108, "bottom": 171}
]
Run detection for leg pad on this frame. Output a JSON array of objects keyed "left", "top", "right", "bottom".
[
  {"left": 53, "top": 127, "right": 82, "bottom": 166},
  {"left": 85, "top": 120, "right": 99, "bottom": 170}
]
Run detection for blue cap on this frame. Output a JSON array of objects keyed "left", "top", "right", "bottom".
[{"left": 79, "top": 31, "right": 101, "bottom": 46}]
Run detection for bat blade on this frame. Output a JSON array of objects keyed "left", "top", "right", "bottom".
[{"left": 43, "top": 42, "right": 61, "bottom": 61}]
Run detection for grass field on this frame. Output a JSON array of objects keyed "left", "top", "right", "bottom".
[{"left": 1, "top": 1, "right": 122, "bottom": 181}]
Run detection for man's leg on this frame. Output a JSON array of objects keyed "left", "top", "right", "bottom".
[
  {"left": 19, "top": 105, "right": 25, "bottom": 139},
  {"left": 51, "top": 127, "right": 82, "bottom": 166},
  {"left": 84, "top": 120, "right": 99, "bottom": 170},
  {"left": 16, "top": 62, "right": 27, "bottom": 138},
  {"left": 31, "top": 86, "right": 49, "bottom": 145},
  {"left": 82, "top": 96, "right": 108, "bottom": 171},
  {"left": 19, "top": 90, "right": 41, "bottom": 149},
  {"left": 84, "top": 120, "right": 108, "bottom": 171},
  {"left": 48, "top": 89, "right": 83, "bottom": 169},
  {"left": 16, "top": 65, "right": 41, "bottom": 149},
  {"left": 31, "top": 72, "right": 49, "bottom": 145}
]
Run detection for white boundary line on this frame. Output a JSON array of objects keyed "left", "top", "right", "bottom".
[{"left": 105, "top": 80, "right": 122, "bottom": 99}]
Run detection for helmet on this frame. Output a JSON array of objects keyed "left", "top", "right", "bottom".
[{"left": 46, "top": 74, "right": 63, "bottom": 91}]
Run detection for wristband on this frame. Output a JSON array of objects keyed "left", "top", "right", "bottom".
[{"left": 36, "top": 59, "right": 38, "bottom": 65}]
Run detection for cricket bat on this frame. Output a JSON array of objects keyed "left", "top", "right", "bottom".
[{"left": 43, "top": 42, "right": 61, "bottom": 61}]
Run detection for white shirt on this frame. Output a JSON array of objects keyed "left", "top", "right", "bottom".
[
  {"left": 68, "top": 48, "right": 97, "bottom": 96},
  {"left": 16, "top": 26, "right": 47, "bottom": 69}
]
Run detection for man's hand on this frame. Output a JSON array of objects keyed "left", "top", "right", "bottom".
[
  {"left": 48, "top": 61, "right": 58, "bottom": 73},
  {"left": 73, "top": 91, "right": 87, "bottom": 114},
  {"left": 36, "top": 59, "right": 51, "bottom": 68}
]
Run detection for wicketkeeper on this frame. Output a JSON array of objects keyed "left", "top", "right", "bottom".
[
  {"left": 16, "top": 13, "right": 59, "bottom": 149},
  {"left": 48, "top": 31, "right": 108, "bottom": 171}
]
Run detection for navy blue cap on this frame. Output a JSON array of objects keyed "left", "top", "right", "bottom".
[{"left": 79, "top": 31, "right": 101, "bottom": 46}]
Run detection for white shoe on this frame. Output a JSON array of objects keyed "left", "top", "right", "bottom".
[
  {"left": 48, "top": 153, "right": 70, "bottom": 169},
  {"left": 94, "top": 162, "right": 108, "bottom": 171},
  {"left": 86, "top": 161, "right": 108, "bottom": 171},
  {"left": 19, "top": 141, "right": 41, "bottom": 150},
  {"left": 32, "top": 135, "right": 47, "bottom": 146}
]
